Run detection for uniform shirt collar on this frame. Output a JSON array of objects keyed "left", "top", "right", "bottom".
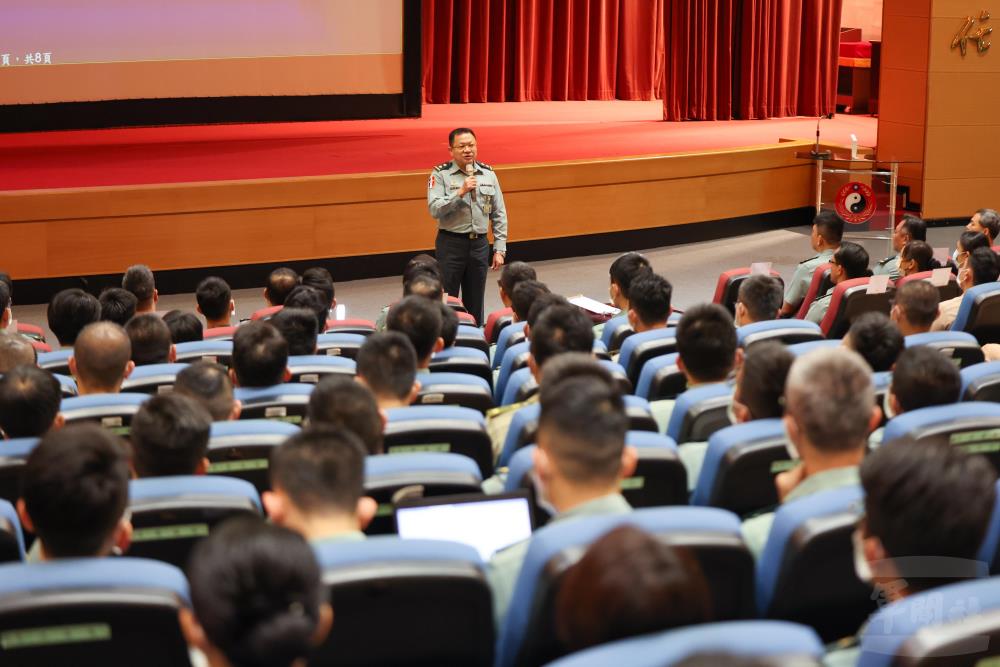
[{"left": 554, "top": 493, "right": 631, "bottom": 522}]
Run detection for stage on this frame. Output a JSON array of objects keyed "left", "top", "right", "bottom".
[{"left": 0, "top": 101, "right": 877, "bottom": 301}]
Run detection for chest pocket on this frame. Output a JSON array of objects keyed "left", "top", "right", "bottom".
[{"left": 478, "top": 184, "right": 496, "bottom": 197}]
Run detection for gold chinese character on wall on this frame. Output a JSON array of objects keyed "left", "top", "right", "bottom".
[{"left": 952, "top": 10, "right": 992, "bottom": 55}]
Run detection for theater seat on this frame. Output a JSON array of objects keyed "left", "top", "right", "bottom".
[
  {"left": 0, "top": 557, "right": 192, "bottom": 667},
  {"left": 446, "top": 294, "right": 468, "bottom": 313},
  {"left": 485, "top": 307, "right": 514, "bottom": 344},
  {"left": 430, "top": 347, "right": 493, "bottom": 387},
  {"left": 665, "top": 383, "right": 733, "bottom": 445},
  {"left": 757, "top": 485, "right": 875, "bottom": 642},
  {"left": 53, "top": 373, "right": 78, "bottom": 398},
  {"left": 494, "top": 340, "right": 530, "bottom": 402},
  {"left": 60, "top": 393, "right": 149, "bottom": 437},
  {"left": 250, "top": 304, "right": 282, "bottom": 321},
  {"left": 905, "top": 331, "right": 985, "bottom": 369},
  {"left": 819, "top": 277, "right": 895, "bottom": 339},
  {"left": 0, "top": 437, "right": 38, "bottom": 505},
  {"left": 415, "top": 371, "right": 494, "bottom": 414},
  {"left": 501, "top": 367, "right": 537, "bottom": 406},
  {"left": 601, "top": 314, "right": 633, "bottom": 354},
  {"left": 286, "top": 355, "right": 356, "bottom": 384},
  {"left": 173, "top": 340, "right": 233, "bottom": 366},
  {"left": 961, "top": 361, "right": 1000, "bottom": 402},
  {"left": 14, "top": 322, "right": 46, "bottom": 343},
  {"left": 312, "top": 537, "right": 493, "bottom": 667},
  {"left": 737, "top": 319, "right": 824, "bottom": 349},
  {"left": 383, "top": 406, "right": 494, "bottom": 478},
  {"left": 951, "top": 282, "right": 1000, "bottom": 344},
  {"left": 455, "top": 324, "right": 490, "bottom": 356},
  {"left": 634, "top": 353, "right": 686, "bottom": 401},
  {"left": 29, "top": 340, "right": 52, "bottom": 354},
  {"left": 127, "top": 475, "right": 261, "bottom": 569},
  {"left": 206, "top": 420, "right": 300, "bottom": 494},
  {"left": 493, "top": 322, "right": 527, "bottom": 370},
  {"left": 324, "top": 319, "right": 376, "bottom": 336},
  {"left": 495, "top": 506, "right": 755, "bottom": 667},
  {"left": 315, "top": 332, "right": 366, "bottom": 359},
  {"left": 544, "top": 620, "right": 823, "bottom": 667},
  {"left": 456, "top": 310, "right": 477, "bottom": 326},
  {"left": 619, "top": 328, "right": 678, "bottom": 387},
  {"left": 363, "top": 453, "right": 484, "bottom": 535},
  {"left": 976, "top": 480, "right": 1000, "bottom": 574},
  {"left": 712, "top": 267, "right": 785, "bottom": 315},
  {"left": 0, "top": 499, "right": 25, "bottom": 563},
  {"left": 795, "top": 263, "right": 833, "bottom": 319},
  {"left": 120, "top": 363, "right": 189, "bottom": 395},
  {"left": 896, "top": 269, "right": 962, "bottom": 302},
  {"left": 203, "top": 325, "right": 237, "bottom": 340},
  {"left": 37, "top": 349, "right": 72, "bottom": 376},
  {"left": 234, "top": 383, "right": 313, "bottom": 426},
  {"left": 881, "top": 401, "right": 1000, "bottom": 472}
]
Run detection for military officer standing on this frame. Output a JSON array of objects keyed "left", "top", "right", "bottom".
[{"left": 427, "top": 127, "right": 507, "bottom": 326}]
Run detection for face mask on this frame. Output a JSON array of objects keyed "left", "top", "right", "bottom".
[
  {"left": 883, "top": 391, "right": 896, "bottom": 421},
  {"left": 726, "top": 400, "right": 738, "bottom": 426},
  {"left": 853, "top": 528, "right": 873, "bottom": 584},
  {"left": 782, "top": 421, "right": 800, "bottom": 461}
]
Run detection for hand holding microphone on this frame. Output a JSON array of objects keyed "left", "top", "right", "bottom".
[{"left": 461, "top": 162, "right": 477, "bottom": 200}]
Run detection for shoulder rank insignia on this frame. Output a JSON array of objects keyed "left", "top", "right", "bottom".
[
  {"left": 434, "top": 161, "right": 453, "bottom": 172},
  {"left": 477, "top": 162, "right": 494, "bottom": 171}
]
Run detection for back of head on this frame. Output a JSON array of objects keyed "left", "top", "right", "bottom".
[
  {"left": 627, "top": 272, "right": 673, "bottom": 327},
  {"left": 196, "top": 276, "right": 232, "bottom": 322},
  {"left": 284, "top": 285, "right": 328, "bottom": 335},
  {"left": 48, "top": 288, "right": 101, "bottom": 346},
  {"left": 404, "top": 271, "right": 444, "bottom": 302},
  {"left": 510, "top": 279, "right": 551, "bottom": 321},
  {"left": 125, "top": 313, "right": 173, "bottom": 366},
  {"left": 834, "top": 241, "right": 870, "bottom": 279},
  {"left": 174, "top": 361, "right": 237, "bottom": 421},
  {"left": 960, "top": 230, "right": 990, "bottom": 255},
  {"left": 540, "top": 352, "right": 617, "bottom": 394},
  {"left": 23, "top": 424, "right": 129, "bottom": 558},
  {"left": 122, "top": 264, "right": 156, "bottom": 305},
  {"left": 403, "top": 254, "right": 441, "bottom": 284},
  {"left": 356, "top": 331, "right": 417, "bottom": 403},
  {"left": 785, "top": 347, "right": 873, "bottom": 452},
  {"left": 539, "top": 376, "right": 628, "bottom": 485},
  {"left": 608, "top": 252, "right": 651, "bottom": 294},
  {"left": 861, "top": 439, "right": 996, "bottom": 590},
  {"left": 270, "top": 308, "right": 319, "bottom": 356},
  {"left": 73, "top": 322, "right": 132, "bottom": 393},
  {"left": 301, "top": 267, "right": 335, "bottom": 307},
  {"left": 307, "top": 376, "right": 384, "bottom": 454},
  {"left": 500, "top": 261, "right": 537, "bottom": 297},
  {"left": 163, "top": 310, "right": 204, "bottom": 343},
  {"left": 737, "top": 275, "right": 783, "bottom": 323},
  {"left": 0, "top": 366, "right": 61, "bottom": 438},
  {"left": 98, "top": 287, "right": 138, "bottom": 327},
  {"left": 901, "top": 214, "right": 927, "bottom": 242},
  {"left": 0, "top": 329, "right": 35, "bottom": 373},
  {"left": 555, "top": 525, "right": 711, "bottom": 652},
  {"left": 968, "top": 247, "right": 1000, "bottom": 285},
  {"left": 895, "top": 280, "right": 940, "bottom": 329},
  {"left": 676, "top": 304, "right": 738, "bottom": 383},
  {"left": 233, "top": 321, "right": 289, "bottom": 388},
  {"left": 814, "top": 209, "right": 845, "bottom": 245},
  {"left": 737, "top": 342, "right": 794, "bottom": 420},
  {"left": 270, "top": 426, "right": 367, "bottom": 516},
  {"left": 266, "top": 267, "right": 300, "bottom": 306},
  {"left": 526, "top": 293, "right": 570, "bottom": 328},
  {"left": 890, "top": 346, "right": 961, "bottom": 413},
  {"left": 386, "top": 295, "right": 442, "bottom": 362},
  {"left": 530, "top": 303, "right": 595, "bottom": 368},
  {"left": 845, "top": 312, "right": 903, "bottom": 372},
  {"left": 187, "top": 516, "right": 325, "bottom": 667},
  {"left": 131, "top": 393, "right": 212, "bottom": 477},
  {"left": 977, "top": 208, "right": 1000, "bottom": 241},
  {"left": 438, "top": 302, "right": 459, "bottom": 348},
  {"left": 901, "top": 241, "right": 938, "bottom": 273}
]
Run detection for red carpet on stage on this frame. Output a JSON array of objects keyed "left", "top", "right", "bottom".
[{"left": 0, "top": 101, "right": 877, "bottom": 191}]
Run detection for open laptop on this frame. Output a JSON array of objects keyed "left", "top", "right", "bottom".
[{"left": 394, "top": 491, "right": 534, "bottom": 560}]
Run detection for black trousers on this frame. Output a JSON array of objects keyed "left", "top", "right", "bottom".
[{"left": 435, "top": 230, "right": 489, "bottom": 326}]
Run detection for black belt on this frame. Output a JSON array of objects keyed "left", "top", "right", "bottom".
[{"left": 439, "top": 229, "right": 483, "bottom": 240}]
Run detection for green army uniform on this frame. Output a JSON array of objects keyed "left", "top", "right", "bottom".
[
  {"left": 487, "top": 394, "right": 539, "bottom": 463},
  {"left": 486, "top": 493, "right": 631, "bottom": 627},
  {"left": 741, "top": 466, "right": 860, "bottom": 559},
  {"left": 650, "top": 399, "right": 675, "bottom": 434},
  {"left": 374, "top": 305, "right": 390, "bottom": 332},
  {"left": 805, "top": 287, "right": 835, "bottom": 324},
  {"left": 785, "top": 249, "right": 836, "bottom": 309},
  {"left": 311, "top": 530, "right": 366, "bottom": 547},
  {"left": 872, "top": 254, "right": 900, "bottom": 281}
]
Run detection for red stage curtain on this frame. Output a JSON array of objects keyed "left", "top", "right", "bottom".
[{"left": 661, "top": 0, "right": 735, "bottom": 121}]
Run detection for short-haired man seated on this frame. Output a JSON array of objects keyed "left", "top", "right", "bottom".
[
  {"left": 0, "top": 366, "right": 64, "bottom": 438},
  {"left": 307, "top": 376, "right": 384, "bottom": 455},
  {"left": 271, "top": 307, "right": 319, "bottom": 356},
  {"left": 283, "top": 285, "right": 329, "bottom": 337},
  {"left": 48, "top": 288, "right": 101, "bottom": 347},
  {"left": 735, "top": 274, "right": 783, "bottom": 326},
  {"left": 804, "top": 241, "right": 871, "bottom": 325},
  {"left": 355, "top": 331, "right": 420, "bottom": 411},
  {"left": 0, "top": 329, "right": 36, "bottom": 373},
  {"left": 195, "top": 276, "right": 235, "bottom": 329},
  {"left": 741, "top": 347, "right": 880, "bottom": 559},
  {"left": 890, "top": 280, "right": 939, "bottom": 336},
  {"left": 386, "top": 296, "right": 444, "bottom": 370},
  {"left": 843, "top": 312, "right": 904, "bottom": 373},
  {"left": 779, "top": 210, "right": 845, "bottom": 317},
  {"left": 263, "top": 426, "right": 376, "bottom": 544},
  {"left": 595, "top": 252, "right": 652, "bottom": 340},
  {"left": 130, "top": 393, "right": 213, "bottom": 478},
  {"left": 98, "top": 287, "right": 138, "bottom": 327},
  {"left": 173, "top": 361, "right": 242, "bottom": 421},
  {"left": 122, "top": 264, "right": 158, "bottom": 314},
  {"left": 125, "top": 313, "right": 176, "bottom": 366},
  {"left": 230, "top": 321, "right": 291, "bottom": 388},
  {"left": 967, "top": 207, "right": 1000, "bottom": 246},
  {"left": 18, "top": 424, "right": 132, "bottom": 561},
  {"left": 933, "top": 247, "right": 1000, "bottom": 331},
  {"left": 264, "top": 267, "right": 299, "bottom": 307},
  {"left": 69, "top": 322, "right": 135, "bottom": 395},
  {"left": 625, "top": 272, "right": 672, "bottom": 334}
]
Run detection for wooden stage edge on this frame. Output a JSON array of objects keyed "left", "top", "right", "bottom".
[{"left": 0, "top": 139, "right": 819, "bottom": 301}]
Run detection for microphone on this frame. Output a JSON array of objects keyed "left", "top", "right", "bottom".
[
  {"left": 465, "top": 162, "right": 476, "bottom": 203},
  {"left": 810, "top": 114, "right": 833, "bottom": 159}
]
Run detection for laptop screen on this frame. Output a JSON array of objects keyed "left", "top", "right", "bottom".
[{"left": 395, "top": 492, "right": 534, "bottom": 560}]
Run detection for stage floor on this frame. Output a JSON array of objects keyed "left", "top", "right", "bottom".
[{"left": 0, "top": 101, "right": 877, "bottom": 191}]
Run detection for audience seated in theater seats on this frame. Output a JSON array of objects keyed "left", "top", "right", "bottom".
[
  {"left": 263, "top": 426, "right": 376, "bottom": 543},
  {"left": 98, "top": 287, "right": 138, "bottom": 327},
  {"left": 122, "top": 264, "right": 159, "bottom": 314},
  {"left": 301, "top": 266, "right": 336, "bottom": 314},
  {"left": 263, "top": 267, "right": 300, "bottom": 307},
  {"left": 0, "top": 366, "right": 64, "bottom": 438},
  {"left": 955, "top": 230, "right": 990, "bottom": 270},
  {"left": 510, "top": 279, "right": 551, "bottom": 326},
  {"left": 824, "top": 439, "right": 996, "bottom": 666},
  {"left": 867, "top": 346, "right": 962, "bottom": 448},
  {"left": 307, "top": 376, "right": 384, "bottom": 455},
  {"left": 0, "top": 279, "right": 10, "bottom": 331},
  {"left": 487, "top": 298, "right": 594, "bottom": 457},
  {"left": 196, "top": 276, "right": 235, "bottom": 329},
  {"left": 284, "top": 285, "right": 329, "bottom": 337},
  {"left": 355, "top": 331, "right": 420, "bottom": 412},
  {"left": 271, "top": 308, "right": 319, "bottom": 356},
  {"left": 626, "top": 272, "right": 673, "bottom": 334},
  {"left": 897, "top": 240, "right": 940, "bottom": 278},
  {"left": 779, "top": 210, "right": 845, "bottom": 316},
  {"left": 48, "top": 287, "right": 101, "bottom": 347},
  {"left": 487, "top": 373, "right": 637, "bottom": 623},
  {"left": 375, "top": 255, "right": 444, "bottom": 331},
  {"left": 386, "top": 296, "right": 444, "bottom": 370},
  {"left": 125, "top": 313, "right": 176, "bottom": 365},
  {"left": 967, "top": 207, "right": 1000, "bottom": 246},
  {"left": 678, "top": 341, "right": 794, "bottom": 490},
  {"left": 873, "top": 214, "right": 927, "bottom": 280},
  {"left": 17, "top": 424, "right": 132, "bottom": 562},
  {"left": 891, "top": 280, "right": 940, "bottom": 336},
  {"left": 130, "top": 393, "right": 213, "bottom": 478},
  {"left": 650, "top": 303, "right": 742, "bottom": 432},
  {"left": 69, "top": 322, "right": 134, "bottom": 395},
  {"left": 230, "top": 321, "right": 291, "bottom": 389},
  {"left": 735, "top": 274, "right": 783, "bottom": 326},
  {"left": 595, "top": 252, "right": 652, "bottom": 339},
  {"left": 496, "top": 261, "right": 537, "bottom": 312},
  {"left": 438, "top": 301, "right": 459, "bottom": 348},
  {"left": 0, "top": 329, "right": 36, "bottom": 373},
  {"left": 843, "top": 312, "right": 904, "bottom": 373},
  {"left": 555, "top": 525, "right": 712, "bottom": 653},
  {"left": 741, "top": 347, "right": 879, "bottom": 559},
  {"left": 933, "top": 246, "right": 1000, "bottom": 331},
  {"left": 174, "top": 361, "right": 242, "bottom": 422},
  {"left": 179, "top": 516, "right": 332, "bottom": 667},
  {"left": 804, "top": 241, "right": 871, "bottom": 325},
  {"left": 162, "top": 310, "right": 204, "bottom": 343}
]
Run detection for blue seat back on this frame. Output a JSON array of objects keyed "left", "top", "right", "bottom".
[
  {"left": 286, "top": 355, "right": 356, "bottom": 384},
  {"left": 737, "top": 319, "right": 824, "bottom": 349},
  {"left": 951, "top": 282, "right": 1000, "bottom": 344},
  {"left": 234, "top": 383, "right": 314, "bottom": 425},
  {"left": 620, "top": 328, "right": 678, "bottom": 386},
  {"left": 665, "top": 382, "right": 733, "bottom": 444},
  {"left": 120, "top": 363, "right": 189, "bottom": 394},
  {"left": 501, "top": 367, "right": 536, "bottom": 406},
  {"left": 60, "top": 393, "right": 149, "bottom": 436},
  {"left": 384, "top": 406, "right": 493, "bottom": 477},
  {"left": 601, "top": 314, "right": 634, "bottom": 353},
  {"left": 634, "top": 352, "right": 685, "bottom": 400},
  {"left": 315, "top": 332, "right": 366, "bottom": 359},
  {"left": 786, "top": 339, "right": 841, "bottom": 356},
  {"left": 455, "top": 324, "right": 489, "bottom": 355},
  {"left": 961, "top": 361, "right": 1000, "bottom": 402},
  {"left": 494, "top": 321, "right": 528, "bottom": 370},
  {"left": 882, "top": 402, "right": 1000, "bottom": 472},
  {"left": 978, "top": 479, "right": 1000, "bottom": 574},
  {"left": 206, "top": 420, "right": 300, "bottom": 493},
  {"left": 905, "top": 331, "right": 985, "bottom": 368},
  {"left": 37, "top": 349, "right": 73, "bottom": 375},
  {"left": 415, "top": 371, "right": 494, "bottom": 413},
  {"left": 0, "top": 499, "right": 24, "bottom": 563},
  {"left": 495, "top": 340, "right": 530, "bottom": 401},
  {"left": 0, "top": 437, "right": 38, "bottom": 505},
  {"left": 53, "top": 373, "right": 78, "bottom": 398},
  {"left": 173, "top": 339, "right": 233, "bottom": 365}
]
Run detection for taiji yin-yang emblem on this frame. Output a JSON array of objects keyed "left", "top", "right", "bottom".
[{"left": 834, "top": 182, "right": 877, "bottom": 224}]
